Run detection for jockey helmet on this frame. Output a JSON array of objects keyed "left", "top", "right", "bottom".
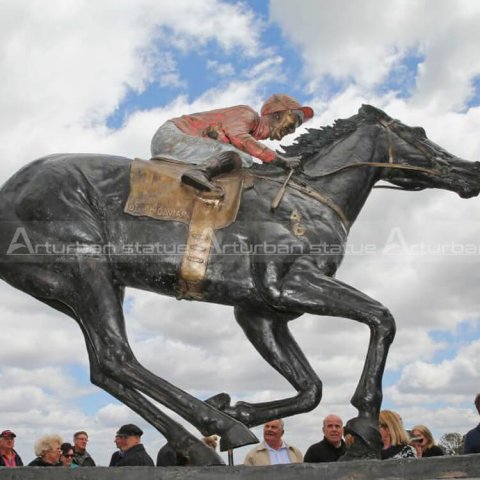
[{"left": 260, "top": 94, "right": 314, "bottom": 121}]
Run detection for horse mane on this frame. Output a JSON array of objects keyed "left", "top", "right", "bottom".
[{"left": 282, "top": 104, "right": 391, "bottom": 159}]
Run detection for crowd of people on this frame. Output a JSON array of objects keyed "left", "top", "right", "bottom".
[
  {"left": 241, "top": 395, "right": 480, "bottom": 467},
  {"left": 0, "top": 426, "right": 151, "bottom": 468},
  {"left": 1, "top": 394, "right": 479, "bottom": 468}
]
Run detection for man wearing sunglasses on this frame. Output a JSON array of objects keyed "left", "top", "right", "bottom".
[{"left": 151, "top": 94, "right": 314, "bottom": 193}]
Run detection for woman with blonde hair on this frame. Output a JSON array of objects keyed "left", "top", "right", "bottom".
[
  {"left": 411, "top": 425, "right": 444, "bottom": 457},
  {"left": 28, "top": 434, "right": 63, "bottom": 466},
  {"left": 379, "top": 410, "right": 416, "bottom": 459}
]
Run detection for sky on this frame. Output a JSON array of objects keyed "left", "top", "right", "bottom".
[{"left": 1, "top": 0, "right": 480, "bottom": 466}]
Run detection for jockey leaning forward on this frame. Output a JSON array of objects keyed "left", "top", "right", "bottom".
[{"left": 150, "top": 94, "right": 314, "bottom": 192}]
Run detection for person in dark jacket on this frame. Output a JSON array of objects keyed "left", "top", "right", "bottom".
[
  {"left": 304, "top": 414, "right": 346, "bottom": 463},
  {"left": 464, "top": 393, "right": 480, "bottom": 454},
  {"left": 28, "top": 434, "right": 63, "bottom": 466},
  {"left": 379, "top": 410, "right": 416, "bottom": 459},
  {"left": 410, "top": 425, "right": 444, "bottom": 458},
  {"left": 110, "top": 424, "right": 154, "bottom": 467},
  {"left": 0, "top": 430, "right": 23, "bottom": 467},
  {"left": 72, "top": 431, "right": 96, "bottom": 467},
  {"left": 109, "top": 430, "right": 127, "bottom": 466}
]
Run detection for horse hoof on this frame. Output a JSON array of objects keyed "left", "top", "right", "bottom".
[
  {"left": 342, "top": 416, "right": 382, "bottom": 460},
  {"left": 205, "top": 392, "right": 231, "bottom": 411},
  {"left": 187, "top": 442, "right": 226, "bottom": 466},
  {"left": 219, "top": 423, "right": 259, "bottom": 451},
  {"left": 339, "top": 441, "right": 380, "bottom": 461}
]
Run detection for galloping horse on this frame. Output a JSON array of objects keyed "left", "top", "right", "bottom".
[{"left": 0, "top": 105, "right": 478, "bottom": 464}]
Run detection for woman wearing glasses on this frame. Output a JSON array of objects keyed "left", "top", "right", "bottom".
[
  {"left": 379, "top": 410, "right": 417, "bottom": 460},
  {"left": 60, "top": 442, "right": 79, "bottom": 468}
]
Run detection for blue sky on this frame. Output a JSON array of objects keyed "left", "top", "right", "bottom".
[{"left": 1, "top": 0, "right": 480, "bottom": 466}]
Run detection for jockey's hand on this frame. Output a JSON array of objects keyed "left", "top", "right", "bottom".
[{"left": 273, "top": 153, "right": 302, "bottom": 170}]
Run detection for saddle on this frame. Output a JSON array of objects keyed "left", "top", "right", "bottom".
[{"left": 124, "top": 157, "right": 252, "bottom": 299}]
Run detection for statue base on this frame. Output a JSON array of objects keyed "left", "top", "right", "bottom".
[{"left": 1, "top": 455, "right": 479, "bottom": 479}]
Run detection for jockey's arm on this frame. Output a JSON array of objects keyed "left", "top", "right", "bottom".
[
  {"left": 228, "top": 133, "right": 276, "bottom": 163},
  {"left": 228, "top": 132, "right": 301, "bottom": 169},
  {"left": 222, "top": 107, "right": 277, "bottom": 163}
]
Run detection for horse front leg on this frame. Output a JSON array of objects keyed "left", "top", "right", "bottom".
[
  {"left": 206, "top": 305, "right": 323, "bottom": 427},
  {"left": 280, "top": 257, "right": 396, "bottom": 458},
  {"left": 225, "top": 256, "right": 393, "bottom": 458}
]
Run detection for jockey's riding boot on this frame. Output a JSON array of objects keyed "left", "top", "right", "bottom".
[{"left": 181, "top": 151, "right": 242, "bottom": 192}]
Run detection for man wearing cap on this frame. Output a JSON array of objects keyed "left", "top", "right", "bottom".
[
  {"left": 110, "top": 424, "right": 154, "bottom": 467},
  {"left": 151, "top": 93, "right": 314, "bottom": 192},
  {"left": 0, "top": 430, "right": 23, "bottom": 467}
]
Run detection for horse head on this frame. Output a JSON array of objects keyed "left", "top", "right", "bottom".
[
  {"left": 361, "top": 104, "right": 480, "bottom": 199},
  {"left": 285, "top": 105, "right": 480, "bottom": 200}
]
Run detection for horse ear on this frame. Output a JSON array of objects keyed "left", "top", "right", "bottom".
[
  {"left": 359, "top": 104, "right": 374, "bottom": 115},
  {"left": 359, "top": 104, "right": 382, "bottom": 117},
  {"left": 359, "top": 104, "right": 391, "bottom": 123}
]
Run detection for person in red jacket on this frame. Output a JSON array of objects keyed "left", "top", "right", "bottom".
[
  {"left": 0, "top": 430, "right": 23, "bottom": 467},
  {"left": 151, "top": 94, "right": 314, "bottom": 192}
]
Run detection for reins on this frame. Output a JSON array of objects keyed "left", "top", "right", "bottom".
[
  {"left": 300, "top": 159, "right": 440, "bottom": 179},
  {"left": 253, "top": 172, "right": 351, "bottom": 231},
  {"left": 264, "top": 117, "right": 445, "bottom": 229}
]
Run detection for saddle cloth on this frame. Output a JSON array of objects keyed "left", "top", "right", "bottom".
[
  {"left": 124, "top": 158, "right": 244, "bottom": 229},
  {"left": 124, "top": 157, "right": 249, "bottom": 299}
]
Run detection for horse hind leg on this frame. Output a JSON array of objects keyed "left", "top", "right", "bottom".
[
  {"left": 1, "top": 263, "right": 224, "bottom": 465},
  {"left": 86, "top": 349, "right": 223, "bottom": 466},
  {"left": 69, "top": 259, "right": 257, "bottom": 452}
]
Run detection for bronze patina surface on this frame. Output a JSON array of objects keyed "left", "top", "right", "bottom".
[{"left": 0, "top": 106, "right": 479, "bottom": 465}]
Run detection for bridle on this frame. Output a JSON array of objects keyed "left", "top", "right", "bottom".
[
  {"left": 376, "top": 117, "right": 446, "bottom": 178},
  {"left": 302, "top": 117, "right": 446, "bottom": 180},
  {"left": 263, "top": 116, "right": 447, "bottom": 231}
]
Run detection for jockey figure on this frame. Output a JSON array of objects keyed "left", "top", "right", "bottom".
[{"left": 150, "top": 94, "right": 314, "bottom": 192}]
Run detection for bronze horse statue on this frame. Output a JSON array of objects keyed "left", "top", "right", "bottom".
[{"left": 0, "top": 105, "right": 478, "bottom": 464}]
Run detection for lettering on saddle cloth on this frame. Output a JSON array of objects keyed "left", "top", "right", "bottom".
[{"left": 124, "top": 158, "right": 247, "bottom": 299}]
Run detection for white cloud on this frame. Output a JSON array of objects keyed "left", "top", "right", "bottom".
[
  {"left": 0, "top": 0, "right": 264, "bottom": 178},
  {"left": 270, "top": 0, "right": 480, "bottom": 111},
  {"left": 393, "top": 340, "right": 480, "bottom": 395},
  {"left": 1, "top": 0, "right": 480, "bottom": 467},
  {"left": 206, "top": 60, "right": 235, "bottom": 77}
]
